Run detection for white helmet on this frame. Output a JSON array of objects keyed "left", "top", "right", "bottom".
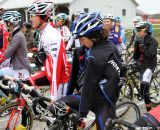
[
  {"left": 103, "top": 14, "right": 114, "bottom": 20},
  {"left": 27, "top": 0, "right": 54, "bottom": 16},
  {"left": 2, "top": 11, "right": 21, "bottom": 24},
  {"left": 133, "top": 16, "right": 142, "bottom": 22},
  {"left": 135, "top": 21, "right": 147, "bottom": 28}
]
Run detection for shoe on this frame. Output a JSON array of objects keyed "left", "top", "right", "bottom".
[{"left": 15, "top": 124, "right": 26, "bottom": 130}]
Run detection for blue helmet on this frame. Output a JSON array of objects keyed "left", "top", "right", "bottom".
[
  {"left": 72, "top": 12, "right": 103, "bottom": 37},
  {"left": 114, "top": 16, "right": 121, "bottom": 22}
]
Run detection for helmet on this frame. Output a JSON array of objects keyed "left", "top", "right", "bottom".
[
  {"left": 114, "top": 16, "right": 121, "bottom": 22},
  {"left": 133, "top": 16, "right": 142, "bottom": 22},
  {"left": 27, "top": 0, "right": 54, "bottom": 16},
  {"left": 135, "top": 21, "right": 147, "bottom": 28},
  {"left": 103, "top": 14, "right": 114, "bottom": 20},
  {"left": 55, "top": 13, "right": 68, "bottom": 22},
  {"left": 74, "top": 11, "right": 85, "bottom": 17},
  {"left": 2, "top": 11, "right": 21, "bottom": 24},
  {"left": 72, "top": 12, "right": 103, "bottom": 37}
]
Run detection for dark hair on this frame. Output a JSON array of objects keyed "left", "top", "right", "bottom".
[
  {"left": 23, "top": 22, "right": 32, "bottom": 30},
  {"left": 87, "top": 27, "right": 109, "bottom": 42}
]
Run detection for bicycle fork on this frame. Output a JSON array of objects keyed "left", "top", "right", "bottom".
[{"left": 6, "top": 99, "right": 26, "bottom": 130}]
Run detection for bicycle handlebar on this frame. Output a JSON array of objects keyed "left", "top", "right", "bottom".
[{"left": 0, "top": 76, "right": 35, "bottom": 92}]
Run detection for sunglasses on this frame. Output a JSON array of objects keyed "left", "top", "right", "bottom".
[
  {"left": 29, "top": 14, "right": 37, "bottom": 19},
  {"left": 136, "top": 28, "right": 146, "bottom": 32}
]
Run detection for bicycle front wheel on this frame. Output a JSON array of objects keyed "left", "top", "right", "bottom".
[{"left": 0, "top": 102, "right": 33, "bottom": 130}]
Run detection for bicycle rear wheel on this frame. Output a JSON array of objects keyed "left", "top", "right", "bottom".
[
  {"left": 150, "top": 70, "right": 160, "bottom": 105},
  {"left": 0, "top": 102, "right": 33, "bottom": 130},
  {"left": 116, "top": 101, "right": 141, "bottom": 120}
]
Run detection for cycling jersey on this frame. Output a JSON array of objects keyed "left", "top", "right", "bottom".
[
  {"left": 56, "top": 25, "right": 71, "bottom": 46},
  {"left": 108, "top": 26, "right": 122, "bottom": 45},
  {"left": 108, "top": 26, "right": 124, "bottom": 53},
  {"left": 39, "top": 23, "right": 71, "bottom": 100},
  {"left": 0, "top": 21, "right": 9, "bottom": 62}
]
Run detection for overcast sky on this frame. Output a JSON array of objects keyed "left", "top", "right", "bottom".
[{"left": 136, "top": 0, "right": 160, "bottom": 14}]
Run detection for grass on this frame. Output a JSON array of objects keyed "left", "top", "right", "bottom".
[{"left": 125, "top": 24, "right": 160, "bottom": 47}]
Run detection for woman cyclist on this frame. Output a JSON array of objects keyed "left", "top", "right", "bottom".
[
  {"left": 50, "top": 12, "right": 122, "bottom": 130},
  {"left": 133, "top": 21, "right": 158, "bottom": 111},
  {"left": 55, "top": 13, "right": 71, "bottom": 47}
]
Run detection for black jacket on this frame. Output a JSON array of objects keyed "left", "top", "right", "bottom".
[
  {"left": 80, "top": 39, "right": 121, "bottom": 116},
  {"left": 133, "top": 34, "right": 158, "bottom": 70},
  {"left": 66, "top": 46, "right": 87, "bottom": 95}
]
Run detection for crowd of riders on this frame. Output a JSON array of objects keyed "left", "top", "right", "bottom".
[{"left": 0, "top": 0, "right": 159, "bottom": 129}]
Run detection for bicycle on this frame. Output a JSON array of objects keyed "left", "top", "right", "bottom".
[
  {"left": 120, "top": 61, "right": 160, "bottom": 103},
  {"left": 45, "top": 101, "right": 141, "bottom": 130},
  {"left": 118, "top": 61, "right": 160, "bottom": 117},
  {"left": 0, "top": 79, "right": 52, "bottom": 130}
]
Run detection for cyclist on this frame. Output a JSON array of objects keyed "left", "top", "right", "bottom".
[
  {"left": 127, "top": 16, "right": 154, "bottom": 49},
  {"left": 50, "top": 12, "right": 122, "bottom": 130},
  {"left": 15, "top": 1, "right": 71, "bottom": 130},
  {"left": 103, "top": 14, "right": 123, "bottom": 53},
  {"left": 114, "top": 16, "right": 126, "bottom": 44},
  {"left": 55, "top": 13, "right": 71, "bottom": 47},
  {"left": 0, "top": 11, "right": 31, "bottom": 80},
  {"left": 27, "top": 0, "right": 71, "bottom": 100},
  {"left": 0, "top": 11, "right": 31, "bottom": 109},
  {"left": 127, "top": 16, "right": 142, "bottom": 49},
  {"left": 133, "top": 21, "right": 158, "bottom": 111}
]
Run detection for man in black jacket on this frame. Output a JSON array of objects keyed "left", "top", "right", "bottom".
[{"left": 133, "top": 21, "right": 158, "bottom": 111}]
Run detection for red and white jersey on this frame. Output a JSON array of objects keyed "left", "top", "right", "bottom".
[
  {"left": 57, "top": 25, "right": 71, "bottom": 46},
  {"left": 0, "top": 21, "right": 9, "bottom": 52},
  {"left": 39, "top": 23, "right": 71, "bottom": 100}
]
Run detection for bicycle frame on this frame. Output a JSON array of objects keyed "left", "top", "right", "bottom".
[{"left": 5, "top": 97, "right": 26, "bottom": 130}]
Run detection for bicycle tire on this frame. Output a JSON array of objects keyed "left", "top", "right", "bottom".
[
  {"left": 0, "top": 101, "right": 33, "bottom": 130},
  {"left": 116, "top": 101, "right": 141, "bottom": 119},
  {"left": 150, "top": 69, "right": 160, "bottom": 105},
  {"left": 32, "top": 96, "right": 51, "bottom": 112}
]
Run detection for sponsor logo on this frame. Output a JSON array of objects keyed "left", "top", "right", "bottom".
[{"left": 108, "top": 60, "right": 120, "bottom": 75}]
